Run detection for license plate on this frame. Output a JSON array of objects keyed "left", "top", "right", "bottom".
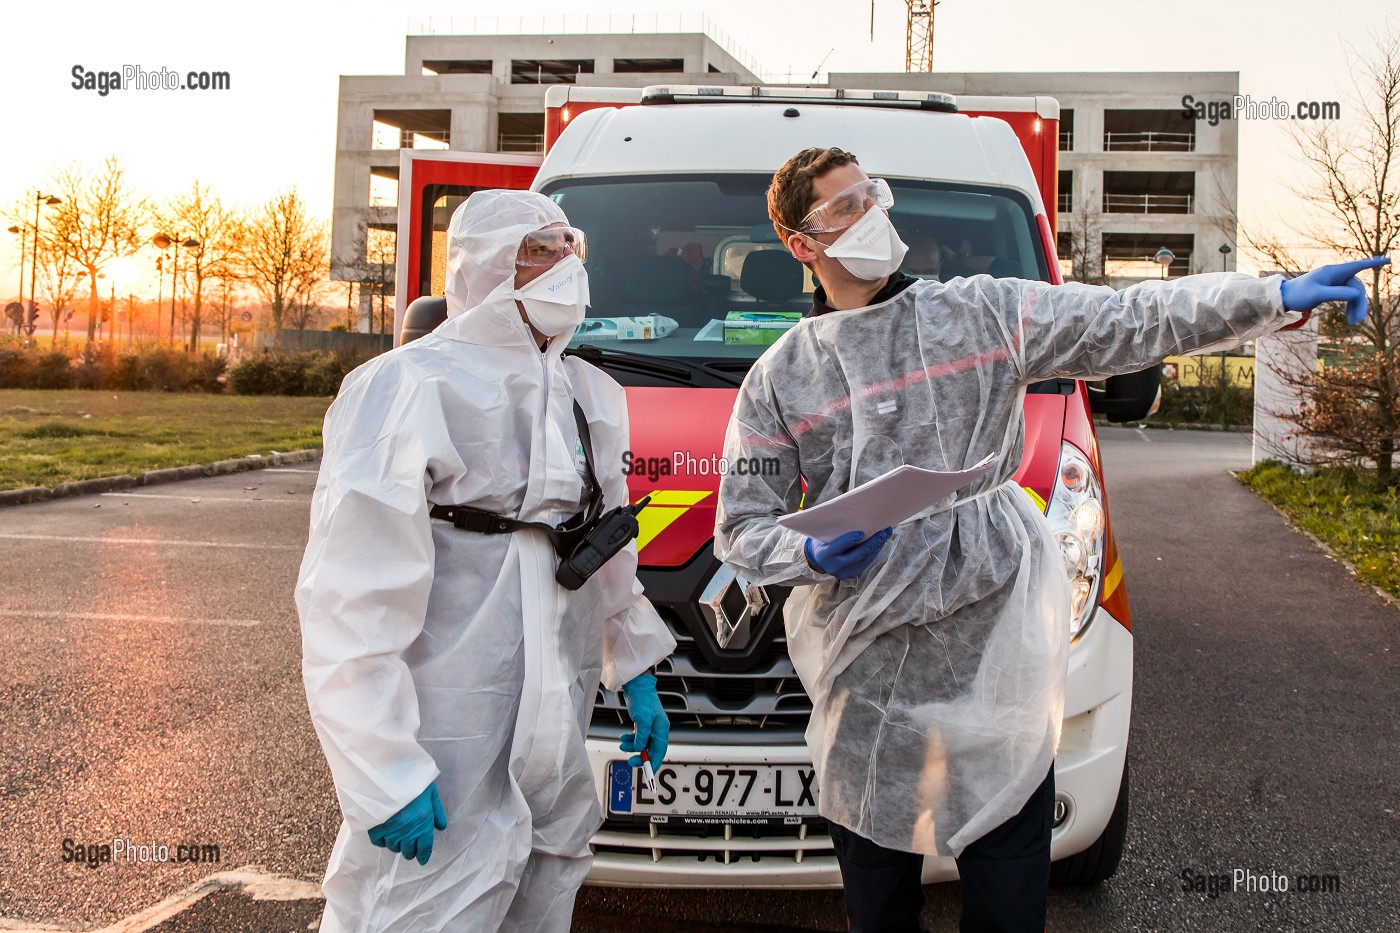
[{"left": 607, "top": 761, "right": 818, "bottom": 820}]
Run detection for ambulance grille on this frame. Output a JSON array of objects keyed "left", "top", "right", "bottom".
[{"left": 590, "top": 609, "right": 811, "bottom": 743}]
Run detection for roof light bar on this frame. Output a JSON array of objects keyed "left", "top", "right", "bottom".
[{"left": 640, "top": 85, "right": 958, "bottom": 113}]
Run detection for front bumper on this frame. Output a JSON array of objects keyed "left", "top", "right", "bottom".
[{"left": 583, "top": 607, "right": 1134, "bottom": 888}]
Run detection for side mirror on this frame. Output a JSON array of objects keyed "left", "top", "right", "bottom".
[
  {"left": 400, "top": 296, "right": 449, "bottom": 346},
  {"left": 1087, "top": 364, "right": 1162, "bottom": 423}
]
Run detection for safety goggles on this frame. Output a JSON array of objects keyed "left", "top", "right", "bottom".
[
  {"left": 800, "top": 177, "right": 895, "bottom": 234},
  {"left": 516, "top": 225, "right": 589, "bottom": 268}
]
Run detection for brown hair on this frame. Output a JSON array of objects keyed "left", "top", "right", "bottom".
[{"left": 766, "top": 147, "right": 861, "bottom": 245}]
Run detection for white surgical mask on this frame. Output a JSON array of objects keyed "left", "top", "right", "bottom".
[
  {"left": 513, "top": 254, "right": 589, "bottom": 337},
  {"left": 820, "top": 206, "right": 909, "bottom": 281}
]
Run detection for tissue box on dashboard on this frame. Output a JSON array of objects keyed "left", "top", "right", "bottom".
[{"left": 722, "top": 311, "right": 803, "bottom": 345}]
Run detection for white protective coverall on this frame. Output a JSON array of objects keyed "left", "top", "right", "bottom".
[
  {"left": 714, "top": 272, "right": 1298, "bottom": 857},
  {"left": 297, "top": 190, "right": 675, "bottom": 931}
]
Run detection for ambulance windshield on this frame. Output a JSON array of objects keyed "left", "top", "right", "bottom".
[{"left": 531, "top": 173, "right": 1050, "bottom": 365}]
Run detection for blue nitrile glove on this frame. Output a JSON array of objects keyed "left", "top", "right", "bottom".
[
  {"left": 619, "top": 672, "right": 669, "bottom": 769},
  {"left": 1280, "top": 256, "right": 1390, "bottom": 325},
  {"left": 805, "top": 528, "right": 894, "bottom": 580},
  {"left": 367, "top": 782, "right": 447, "bottom": 866}
]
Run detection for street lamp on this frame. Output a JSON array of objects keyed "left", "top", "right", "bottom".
[
  {"left": 6, "top": 225, "right": 24, "bottom": 322},
  {"left": 152, "top": 233, "right": 200, "bottom": 348},
  {"left": 1217, "top": 243, "right": 1235, "bottom": 385},
  {"left": 27, "top": 193, "right": 61, "bottom": 343},
  {"left": 1153, "top": 247, "right": 1175, "bottom": 280}
]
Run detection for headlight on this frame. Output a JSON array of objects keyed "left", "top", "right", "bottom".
[{"left": 1046, "top": 443, "right": 1105, "bottom": 639}]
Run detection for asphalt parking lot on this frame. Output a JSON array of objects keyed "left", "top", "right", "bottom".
[{"left": 0, "top": 428, "right": 1396, "bottom": 931}]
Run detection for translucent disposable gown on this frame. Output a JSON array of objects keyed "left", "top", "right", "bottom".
[
  {"left": 297, "top": 190, "right": 675, "bottom": 931},
  {"left": 715, "top": 272, "right": 1296, "bottom": 857}
]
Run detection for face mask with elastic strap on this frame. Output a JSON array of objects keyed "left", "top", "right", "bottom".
[{"left": 429, "top": 403, "right": 651, "bottom": 590}]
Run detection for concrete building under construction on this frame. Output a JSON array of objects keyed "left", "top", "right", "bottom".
[{"left": 332, "top": 22, "right": 1238, "bottom": 328}]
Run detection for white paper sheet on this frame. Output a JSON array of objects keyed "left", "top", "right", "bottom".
[{"left": 776, "top": 454, "right": 1000, "bottom": 543}]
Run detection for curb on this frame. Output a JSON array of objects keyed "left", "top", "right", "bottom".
[
  {"left": 1095, "top": 419, "right": 1253, "bottom": 433},
  {"left": 0, "top": 449, "right": 322, "bottom": 508}
]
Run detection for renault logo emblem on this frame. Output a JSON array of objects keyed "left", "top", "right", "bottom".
[{"left": 699, "top": 564, "right": 769, "bottom": 650}]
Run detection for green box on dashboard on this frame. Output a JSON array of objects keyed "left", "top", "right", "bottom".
[{"left": 722, "top": 311, "right": 803, "bottom": 345}]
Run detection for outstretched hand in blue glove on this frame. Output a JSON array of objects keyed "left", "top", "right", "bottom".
[
  {"left": 806, "top": 528, "right": 894, "bottom": 580},
  {"left": 368, "top": 782, "right": 447, "bottom": 866},
  {"left": 619, "top": 672, "right": 669, "bottom": 769},
  {"left": 1280, "top": 256, "right": 1390, "bottom": 325}
]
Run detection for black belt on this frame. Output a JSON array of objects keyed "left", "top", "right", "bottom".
[
  {"left": 428, "top": 502, "right": 590, "bottom": 549},
  {"left": 428, "top": 400, "right": 602, "bottom": 556}
]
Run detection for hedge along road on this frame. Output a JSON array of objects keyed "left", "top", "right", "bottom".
[{"left": 0, "top": 428, "right": 1396, "bottom": 931}]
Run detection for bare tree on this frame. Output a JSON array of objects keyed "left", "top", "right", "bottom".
[
  {"left": 1062, "top": 192, "right": 1107, "bottom": 286},
  {"left": 156, "top": 182, "right": 240, "bottom": 352},
  {"left": 237, "top": 188, "right": 328, "bottom": 347},
  {"left": 33, "top": 233, "right": 82, "bottom": 347},
  {"left": 338, "top": 220, "right": 396, "bottom": 335},
  {"left": 285, "top": 276, "right": 333, "bottom": 336},
  {"left": 47, "top": 158, "right": 144, "bottom": 344},
  {"left": 210, "top": 278, "right": 240, "bottom": 345},
  {"left": 1249, "top": 29, "right": 1400, "bottom": 487}
]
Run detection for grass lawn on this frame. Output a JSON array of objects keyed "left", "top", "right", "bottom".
[
  {"left": 0, "top": 390, "right": 329, "bottom": 491},
  {"left": 1238, "top": 460, "right": 1400, "bottom": 601}
]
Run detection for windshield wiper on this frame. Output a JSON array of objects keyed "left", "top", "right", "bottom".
[{"left": 565, "top": 344, "right": 745, "bottom": 387}]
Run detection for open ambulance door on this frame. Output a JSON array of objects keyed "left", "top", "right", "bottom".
[{"left": 393, "top": 150, "right": 542, "bottom": 343}]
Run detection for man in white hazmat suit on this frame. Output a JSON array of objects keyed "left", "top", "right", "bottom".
[
  {"left": 713, "top": 147, "right": 1387, "bottom": 933},
  {"left": 297, "top": 189, "right": 676, "bottom": 931}
]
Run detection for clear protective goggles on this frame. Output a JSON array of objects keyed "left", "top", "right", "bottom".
[
  {"left": 516, "top": 225, "right": 589, "bottom": 268},
  {"left": 800, "top": 177, "right": 895, "bottom": 234}
]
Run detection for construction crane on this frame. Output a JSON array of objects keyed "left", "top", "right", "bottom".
[
  {"left": 868, "top": 1, "right": 939, "bottom": 73},
  {"left": 906, "top": 0, "right": 937, "bottom": 72}
]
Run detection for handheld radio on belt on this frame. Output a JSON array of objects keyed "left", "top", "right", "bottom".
[{"left": 429, "top": 402, "right": 650, "bottom": 591}]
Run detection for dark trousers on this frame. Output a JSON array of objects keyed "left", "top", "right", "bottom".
[{"left": 827, "top": 766, "right": 1055, "bottom": 933}]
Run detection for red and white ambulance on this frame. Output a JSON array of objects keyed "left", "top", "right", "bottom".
[{"left": 395, "top": 84, "right": 1155, "bottom": 887}]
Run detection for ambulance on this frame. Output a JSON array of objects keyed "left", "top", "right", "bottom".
[{"left": 395, "top": 83, "right": 1157, "bottom": 887}]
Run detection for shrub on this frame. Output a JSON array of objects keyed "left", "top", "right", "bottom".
[
  {"left": 31, "top": 351, "right": 75, "bottom": 389},
  {"left": 229, "top": 351, "right": 361, "bottom": 397},
  {"left": 1154, "top": 381, "right": 1253, "bottom": 427},
  {"left": 0, "top": 347, "right": 35, "bottom": 388},
  {"left": 72, "top": 345, "right": 116, "bottom": 390},
  {"left": 186, "top": 353, "right": 228, "bottom": 392},
  {"left": 227, "top": 354, "right": 280, "bottom": 395},
  {"left": 304, "top": 353, "right": 357, "bottom": 397},
  {"left": 111, "top": 353, "right": 145, "bottom": 390}
]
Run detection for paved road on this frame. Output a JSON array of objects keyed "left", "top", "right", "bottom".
[
  {"left": 0, "top": 467, "right": 335, "bottom": 929},
  {"left": 0, "top": 428, "right": 1396, "bottom": 931}
]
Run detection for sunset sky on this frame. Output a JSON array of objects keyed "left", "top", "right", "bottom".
[{"left": 1, "top": 0, "right": 1393, "bottom": 300}]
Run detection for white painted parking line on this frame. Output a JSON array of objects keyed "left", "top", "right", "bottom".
[
  {"left": 0, "top": 869, "right": 324, "bottom": 933},
  {"left": 100, "top": 493, "right": 303, "bottom": 503},
  {"left": 0, "top": 533, "right": 299, "bottom": 550},
  {"left": 0, "top": 610, "right": 261, "bottom": 627},
  {"left": 265, "top": 467, "right": 320, "bottom": 474}
]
